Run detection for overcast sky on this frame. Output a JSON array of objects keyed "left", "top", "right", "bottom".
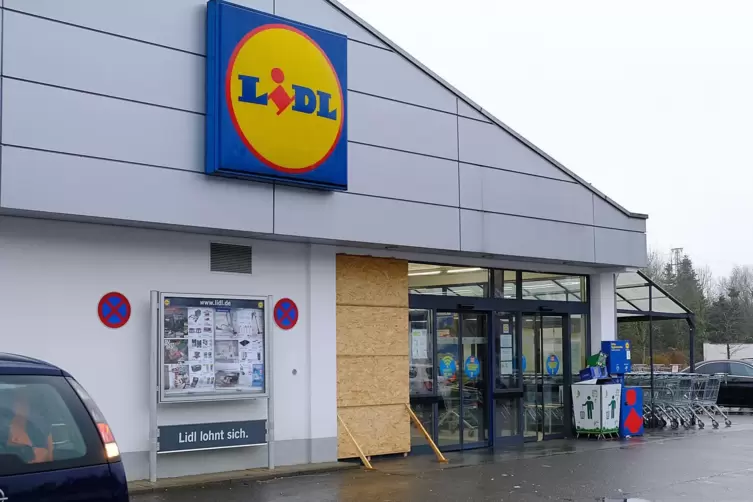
[{"left": 340, "top": 0, "right": 752, "bottom": 277}]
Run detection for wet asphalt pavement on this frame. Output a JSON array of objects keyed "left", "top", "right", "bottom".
[{"left": 132, "top": 418, "right": 753, "bottom": 501}]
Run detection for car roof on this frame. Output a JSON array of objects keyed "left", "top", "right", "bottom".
[
  {"left": 699, "top": 359, "right": 753, "bottom": 366},
  {"left": 0, "top": 353, "right": 67, "bottom": 376}
]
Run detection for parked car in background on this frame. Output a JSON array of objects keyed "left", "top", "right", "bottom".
[
  {"left": 0, "top": 353, "right": 128, "bottom": 501},
  {"left": 689, "top": 359, "right": 753, "bottom": 409}
]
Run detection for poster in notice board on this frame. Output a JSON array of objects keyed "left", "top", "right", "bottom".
[{"left": 160, "top": 295, "right": 267, "bottom": 403}]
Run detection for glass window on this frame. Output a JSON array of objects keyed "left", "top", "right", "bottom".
[
  {"left": 697, "top": 362, "right": 729, "bottom": 374},
  {"left": 161, "top": 295, "right": 267, "bottom": 403},
  {"left": 521, "top": 273, "right": 587, "bottom": 302},
  {"left": 409, "top": 309, "right": 434, "bottom": 396},
  {"left": 0, "top": 375, "right": 105, "bottom": 476},
  {"left": 571, "top": 314, "right": 587, "bottom": 372},
  {"left": 409, "top": 403, "right": 434, "bottom": 447},
  {"left": 729, "top": 362, "right": 753, "bottom": 377},
  {"left": 494, "top": 313, "right": 518, "bottom": 390},
  {"left": 435, "top": 312, "right": 460, "bottom": 447},
  {"left": 493, "top": 270, "right": 517, "bottom": 299},
  {"left": 409, "top": 263, "right": 489, "bottom": 297},
  {"left": 494, "top": 398, "right": 520, "bottom": 437}
]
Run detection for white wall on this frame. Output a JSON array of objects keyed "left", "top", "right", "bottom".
[
  {"left": 0, "top": 216, "right": 337, "bottom": 479},
  {"left": 590, "top": 272, "right": 617, "bottom": 355},
  {"left": 0, "top": 0, "right": 647, "bottom": 268},
  {"left": 703, "top": 343, "right": 753, "bottom": 361}
]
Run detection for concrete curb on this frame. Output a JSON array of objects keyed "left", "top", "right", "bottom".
[{"left": 128, "top": 462, "right": 360, "bottom": 495}]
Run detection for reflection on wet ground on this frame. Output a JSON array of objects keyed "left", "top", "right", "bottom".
[{"left": 132, "top": 416, "right": 753, "bottom": 501}]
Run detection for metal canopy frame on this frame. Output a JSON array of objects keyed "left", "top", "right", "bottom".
[
  {"left": 615, "top": 270, "right": 696, "bottom": 369},
  {"left": 614, "top": 271, "right": 697, "bottom": 426},
  {"left": 615, "top": 270, "right": 694, "bottom": 320}
]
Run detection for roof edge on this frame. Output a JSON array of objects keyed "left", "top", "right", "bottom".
[{"left": 325, "top": 0, "right": 649, "bottom": 221}]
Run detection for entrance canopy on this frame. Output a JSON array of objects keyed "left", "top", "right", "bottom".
[
  {"left": 615, "top": 270, "right": 697, "bottom": 371},
  {"left": 615, "top": 271, "right": 693, "bottom": 322}
]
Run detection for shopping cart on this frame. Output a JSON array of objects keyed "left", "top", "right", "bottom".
[
  {"left": 692, "top": 374, "right": 732, "bottom": 428},
  {"left": 625, "top": 372, "right": 732, "bottom": 430},
  {"left": 437, "top": 383, "right": 481, "bottom": 437}
]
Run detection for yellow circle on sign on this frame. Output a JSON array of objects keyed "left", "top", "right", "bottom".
[{"left": 226, "top": 24, "right": 344, "bottom": 173}]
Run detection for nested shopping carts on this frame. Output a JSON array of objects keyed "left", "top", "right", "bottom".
[{"left": 624, "top": 372, "right": 732, "bottom": 430}]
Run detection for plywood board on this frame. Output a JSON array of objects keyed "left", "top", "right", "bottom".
[
  {"left": 336, "top": 255, "right": 408, "bottom": 308},
  {"left": 338, "top": 404, "right": 410, "bottom": 458},
  {"left": 337, "top": 306, "right": 408, "bottom": 356},
  {"left": 337, "top": 356, "right": 408, "bottom": 407}
]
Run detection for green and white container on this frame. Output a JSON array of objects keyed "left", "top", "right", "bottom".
[{"left": 572, "top": 382, "right": 622, "bottom": 438}]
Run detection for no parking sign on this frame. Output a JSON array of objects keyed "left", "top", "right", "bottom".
[
  {"left": 273, "top": 298, "right": 298, "bottom": 330},
  {"left": 98, "top": 292, "right": 131, "bottom": 329}
]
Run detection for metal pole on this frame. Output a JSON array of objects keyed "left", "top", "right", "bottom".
[
  {"left": 267, "top": 295, "right": 275, "bottom": 470},
  {"left": 688, "top": 317, "right": 696, "bottom": 372},
  {"left": 149, "top": 291, "right": 159, "bottom": 483},
  {"left": 648, "top": 287, "right": 655, "bottom": 428}
]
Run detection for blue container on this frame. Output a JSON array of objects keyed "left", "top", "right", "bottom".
[
  {"left": 619, "top": 386, "right": 644, "bottom": 437},
  {"left": 601, "top": 340, "right": 632, "bottom": 374},
  {"left": 579, "top": 366, "right": 608, "bottom": 381}
]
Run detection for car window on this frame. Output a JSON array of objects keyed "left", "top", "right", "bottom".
[
  {"left": 0, "top": 374, "right": 106, "bottom": 476},
  {"left": 696, "top": 362, "right": 729, "bottom": 374},
  {"left": 729, "top": 362, "right": 753, "bottom": 377}
]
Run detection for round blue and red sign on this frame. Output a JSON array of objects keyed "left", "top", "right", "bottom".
[
  {"left": 274, "top": 298, "right": 298, "bottom": 330},
  {"left": 98, "top": 292, "right": 131, "bottom": 329}
]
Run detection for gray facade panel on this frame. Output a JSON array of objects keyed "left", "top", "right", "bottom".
[
  {"left": 274, "top": 0, "right": 389, "bottom": 48},
  {"left": 4, "top": 0, "right": 273, "bottom": 54},
  {"left": 3, "top": 10, "right": 204, "bottom": 113},
  {"left": 0, "top": 0, "right": 647, "bottom": 268},
  {"left": 460, "top": 209, "right": 596, "bottom": 263},
  {"left": 457, "top": 99, "right": 490, "bottom": 122},
  {"left": 2, "top": 78, "right": 203, "bottom": 172},
  {"left": 274, "top": 188, "right": 461, "bottom": 250},
  {"left": 592, "top": 195, "right": 647, "bottom": 233},
  {"left": 347, "top": 41, "right": 456, "bottom": 113},
  {"left": 0, "top": 10, "right": 3, "bottom": 209},
  {"left": 349, "top": 92, "right": 458, "bottom": 160},
  {"left": 348, "top": 143, "right": 459, "bottom": 206},
  {"left": 458, "top": 117, "right": 573, "bottom": 181},
  {"left": 594, "top": 227, "right": 648, "bottom": 268},
  {"left": 459, "top": 163, "right": 594, "bottom": 226},
  {"left": 0, "top": 146, "right": 275, "bottom": 234}
]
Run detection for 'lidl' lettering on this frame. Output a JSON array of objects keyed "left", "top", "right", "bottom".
[{"left": 238, "top": 69, "right": 338, "bottom": 120}]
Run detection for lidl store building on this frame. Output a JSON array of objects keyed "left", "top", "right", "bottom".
[{"left": 0, "top": 0, "right": 647, "bottom": 481}]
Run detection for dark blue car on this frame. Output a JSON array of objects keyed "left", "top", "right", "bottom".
[{"left": 0, "top": 354, "right": 128, "bottom": 501}]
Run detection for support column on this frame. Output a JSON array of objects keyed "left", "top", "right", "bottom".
[
  {"left": 307, "top": 244, "right": 338, "bottom": 463},
  {"left": 590, "top": 272, "right": 617, "bottom": 355}
]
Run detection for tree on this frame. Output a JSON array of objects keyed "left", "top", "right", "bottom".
[{"left": 707, "top": 287, "right": 747, "bottom": 358}]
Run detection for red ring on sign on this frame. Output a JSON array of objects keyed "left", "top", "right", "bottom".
[
  {"left": 274, "top": 298, "right": 299, "bottom": 330},
  {"left": 98, "top": 292, "right": 131, "bottom": 329}
]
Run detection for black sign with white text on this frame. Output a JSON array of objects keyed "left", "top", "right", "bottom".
[{"left": 158, "top": 420, "right": 266, "bottom": 453}]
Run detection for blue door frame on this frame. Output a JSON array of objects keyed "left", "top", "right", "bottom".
[{"left": 410, "top": 305, "right": 587, "bottom": 453}]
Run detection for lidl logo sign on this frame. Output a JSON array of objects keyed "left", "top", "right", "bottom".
[
  {"left": 206, "top": 1, "right": 348, "bottom": 190},
  {"left": 227, "top": 25, "right": 344, "bottom": 173}
]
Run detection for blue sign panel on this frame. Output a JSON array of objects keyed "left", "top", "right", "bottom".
[
  {"left": 601, "top": 340, "right": 632, "bottom": 374},
  {"left": 464, "top": 356, "right": 480, "bottom": 379},
  {"left": 545, "top": 354, "right": 560, "bottom": 375},
  {"left": 206, "top": 0, "right": 348, "bottom": 190},
  {"left": 439, "top": 355, "right": 457, "bottom": 378}
]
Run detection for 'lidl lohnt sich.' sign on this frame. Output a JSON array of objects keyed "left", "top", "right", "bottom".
[{"left": 205, "top": 0, "right": 348, "bottom": 190}]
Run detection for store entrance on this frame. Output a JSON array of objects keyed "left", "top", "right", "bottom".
[
  {"left": 435, "top": 311, "right": 490, "bottom": 450},
  {"left": 522, "top": 313, "right": 571, "bottom": 441}
]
